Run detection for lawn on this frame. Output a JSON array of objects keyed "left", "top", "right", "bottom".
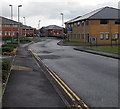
[
  {"left": 64, "top": 41, "right": 90, "bottom": 46},
  {"left": 86, "top": 46, "right": 120, "bottom": 54}
]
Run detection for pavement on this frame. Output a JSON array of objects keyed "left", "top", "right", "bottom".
[{"left": 2, "top": 44, "right": 66, "bottom": 108}]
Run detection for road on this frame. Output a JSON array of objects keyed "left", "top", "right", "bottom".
[{"left": 29, "top": 39, "right": 118, "bottom": 107}]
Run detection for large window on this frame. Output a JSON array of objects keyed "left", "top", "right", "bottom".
[
  {"left": 105, "top": 33, "right": 109, "bottom": 40},
  {"left": 77, "top": 22, "right": 80, "bottom": 26},
  {"left": 8, "top": 31, "right": 11, "bottom": 36},
  {"left": 0, "top": 31, "right": 2, "bottom": 36},
  {"left": 13, "top": 24, "right": 18, "bottom": 27},
  {"left": 114, "top": 33, "right": 119, "bottom": 39},
  {"left": 100, "top": 33, "right": 104, "bottom": 40},
  {"left": 5, "top": 24, "right": 11, "bottom": 27},
  {"left": 115, "top": 19, "right": 120, "bottom": 24},
  {"left": 5, "top": 32, "right": 7, "bottom": 36},
  {"left": 100, "top": 20, "right": 108, "bottom": 24}
]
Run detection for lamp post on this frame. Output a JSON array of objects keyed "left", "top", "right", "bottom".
[
  {"left": 9, "top": 4, "right": 13, "bottom": 43},
  {"left": 18, "top": 5, "right": 22, "bottom": 22},
  {"left": 18, "top": 5, "right": 22, "bottom": 44},
  {"left": 23, "top": 17, "right": 26, "bottom": 37},
  {"left": 60, "top": 13, "right": 64, "bottom": 27},
  {"left": 38, "top": 20, "right": 41, "bottom": 37},
  {"left": 9, "top": 5, "right": 13, "bottom": 20},
  {"left": 60, "top": 13, "right": 64, "bottom": 41}
]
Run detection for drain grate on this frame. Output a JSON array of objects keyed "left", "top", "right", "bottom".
[{"left": 11, "top": 65, "right": 33, "bottom": 71}]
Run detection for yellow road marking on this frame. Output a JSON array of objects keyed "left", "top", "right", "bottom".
[
  {"left": 49, "top": 68, "right": 81, "bottom": 101},
  {"left": 46, "top": 69, "right": 75, "bottom": 101},
  {"left": 30, "top": 50, "right": 89, "bottom": 109}
]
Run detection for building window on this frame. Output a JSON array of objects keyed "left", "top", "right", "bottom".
[
  {"left": 8, "top": 32, "right": 11, "bottom": 36},
  {"left": 81, "top": 22, "right": 84, "bottom": 26},
  {"left": 0, "top": 31, "right": 1, "bottom": 35},
  {"left": 105, "top": 33, "right": 109, "bottom": 40},
  {"left": 77, "top": 22, "right": 80, "bottom": 26},
  {"left": 5, "top": 32, "right": 7, "bottom": 36},
  {"left": 74, "top": 34, "right": 76, "bottom": 39},
  {"left": 74, "top": 23, "right": 76, "bottom": 26},
  {"left": 5, "top": 24, "right": 11, "bottom": 27},
  {"left": 100, "top": 33, "right": 104, "bottom": 40},
  {"left": 12, "top": 32, "right": 15, "bottom": 36},
  {"left": 85, "top": 20, "right": 89, "bottom": 25},
  {"left": 100, "top": 20, "right": 108, "bottom": 24},
  {"left": 114, "top": 33, "right": 119, "bottom": 39},
  {"left": 13, "top": 24, "right": 18, "bottom": 27},
  {"left": 115, "top": 19, "right": 120, "bottom": 24}
]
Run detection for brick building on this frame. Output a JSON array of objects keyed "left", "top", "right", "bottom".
[
  {"left": 22, "top": 25, "right": 36, "bottom": 37},
  {"left": 40, "top": 25, "right": 64, "bottom": 37},
  {"left": 65, "top": 7, "right": 120, "bottom": 45},
  {"left": 0, "top": 16, "right": 22, "bottom": 41}
]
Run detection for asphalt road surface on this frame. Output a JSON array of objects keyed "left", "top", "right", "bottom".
[{"left": 29, "top": 39, "right": 118, "bottom": 108}]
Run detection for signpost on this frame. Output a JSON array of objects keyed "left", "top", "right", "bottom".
[{"left": 90, "top": 38, "right": 97, "bottom": 46}]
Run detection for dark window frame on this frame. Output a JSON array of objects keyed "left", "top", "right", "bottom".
[{"left": 100, "top": 19, "right": 108, "bottom": 24}]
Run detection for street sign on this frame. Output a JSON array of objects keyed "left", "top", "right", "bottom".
[
  {"left": 68, "top": 28, "right": 72, "bottom": 32},
  {"left": 90, "top": 38, "right": 96, "bottom": 42}
]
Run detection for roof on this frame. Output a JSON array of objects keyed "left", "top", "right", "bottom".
[
  {"left": 65, "top": 16, "right": 81, "bottom": 24},
  {"left": 43, "top": 25, "right": 63, "bottom": 30},
  {"left": 66, "top": 7, "right": 120, "bottom": 24},
  {"left": 0, "top": 16, "right": 21, "bottom": 24},
  {"left": 22, "top": 25, "right": 35, "bottom": 29}
]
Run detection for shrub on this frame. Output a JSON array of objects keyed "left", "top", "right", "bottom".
[
  {"left": 2, "top": 47, "right": 14, "bottom": 53},
  {"left": 20, "top": 37, "right": 31, "bottom": 43},
  {"left": 2, "top": 59, "right": 9, "bottom": 71},
  {"left": 2, "top": 44, "right": 17, "bottom": 48},
  {"left": 2, "top": 59, "right": 10, "bottom": 83}
]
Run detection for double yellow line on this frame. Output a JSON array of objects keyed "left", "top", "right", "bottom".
[{"left": 29, "top": 49, "right": 89, "bottom": 109}]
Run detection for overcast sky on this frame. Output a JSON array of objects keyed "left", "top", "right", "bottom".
[{"left": 0, "top": 0, "right": 120, "bottom": 29}]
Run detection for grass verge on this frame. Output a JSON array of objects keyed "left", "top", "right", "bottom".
[
  {"left": 86, "top": 46, "right": 120, "bottom": 54},
  {"left": 64, "top": 41, "right": 90, "bottom": 46}
]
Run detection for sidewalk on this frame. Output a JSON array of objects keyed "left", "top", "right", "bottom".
[
  {"left": 74, "top": 47, "right": 120, "bottom": 59},
  {"left": 2, "top": 45, "right": 65, "bottom": 108}
]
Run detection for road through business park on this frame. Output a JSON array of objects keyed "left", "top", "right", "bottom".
[
  {"left": 2, "top": 39, "right": 119, "bottom": 109},
  {"left": 29, "top": 39, "right": 119, "bottom": 108}
]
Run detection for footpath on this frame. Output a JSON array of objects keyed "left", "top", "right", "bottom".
[{"left": 2, "top": 44, "right": 65, "bottom": 108}]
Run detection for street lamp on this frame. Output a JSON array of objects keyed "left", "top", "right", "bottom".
[
  {"left": 9, "top": 5, "right": 13, "bottom": 20},
  {"left": 38, "top": 20, "right": 41, "bottom": 29},
  {"left": 18, "top": 5, "right": 22, "bottom": 22},
  {"left": 23, "top": 17, "right": 26, "bottom": 37},
  {"left": 60, "top": 13, "right": 64, "bottom": 27},
  {"left": 38, "top": 20, "right": 41, "bottom": 37},
  {"left": 18, "top": 5, "right": 22, "bottom": 44},
  {"left": 60, "top": 13, "right": 64, "bottom": 40},
  {"left": 9, "top": 4, "right": 13, "bottom": 43},
  {"left": 82, "top": 21, "right": 86, "bottom": 46}
]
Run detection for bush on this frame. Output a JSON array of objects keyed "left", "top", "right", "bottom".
[
  {"left": 20, "top": 37, "right": 31, "bottom": 43},
  {"left": 2, "top": 59, "right": 10, "bottom": 83},
  {"left": 2, "top": 59, "right": 10, "bottom": 71},
  {"left": 2, "top": 70, "right": 9, "bottom": 83},
  {"left": 2, "top": 47, "right": 14, "bottom": 53},
  {"left": 2, "top": 44, "right": 17, "bottom": 48}
]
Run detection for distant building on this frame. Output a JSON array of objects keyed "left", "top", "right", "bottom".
[
  {"left": 65, "top": 7, "right": 120, "bottom": 45},
  {"left": 22, "top": 25, "right": 36, "bottom": 37},
  {"left": 0, "top": 16, "right": 22, "bottom": 41},
  {"left": 40, "top": 25, "right": 64, "bottom": 37}
]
